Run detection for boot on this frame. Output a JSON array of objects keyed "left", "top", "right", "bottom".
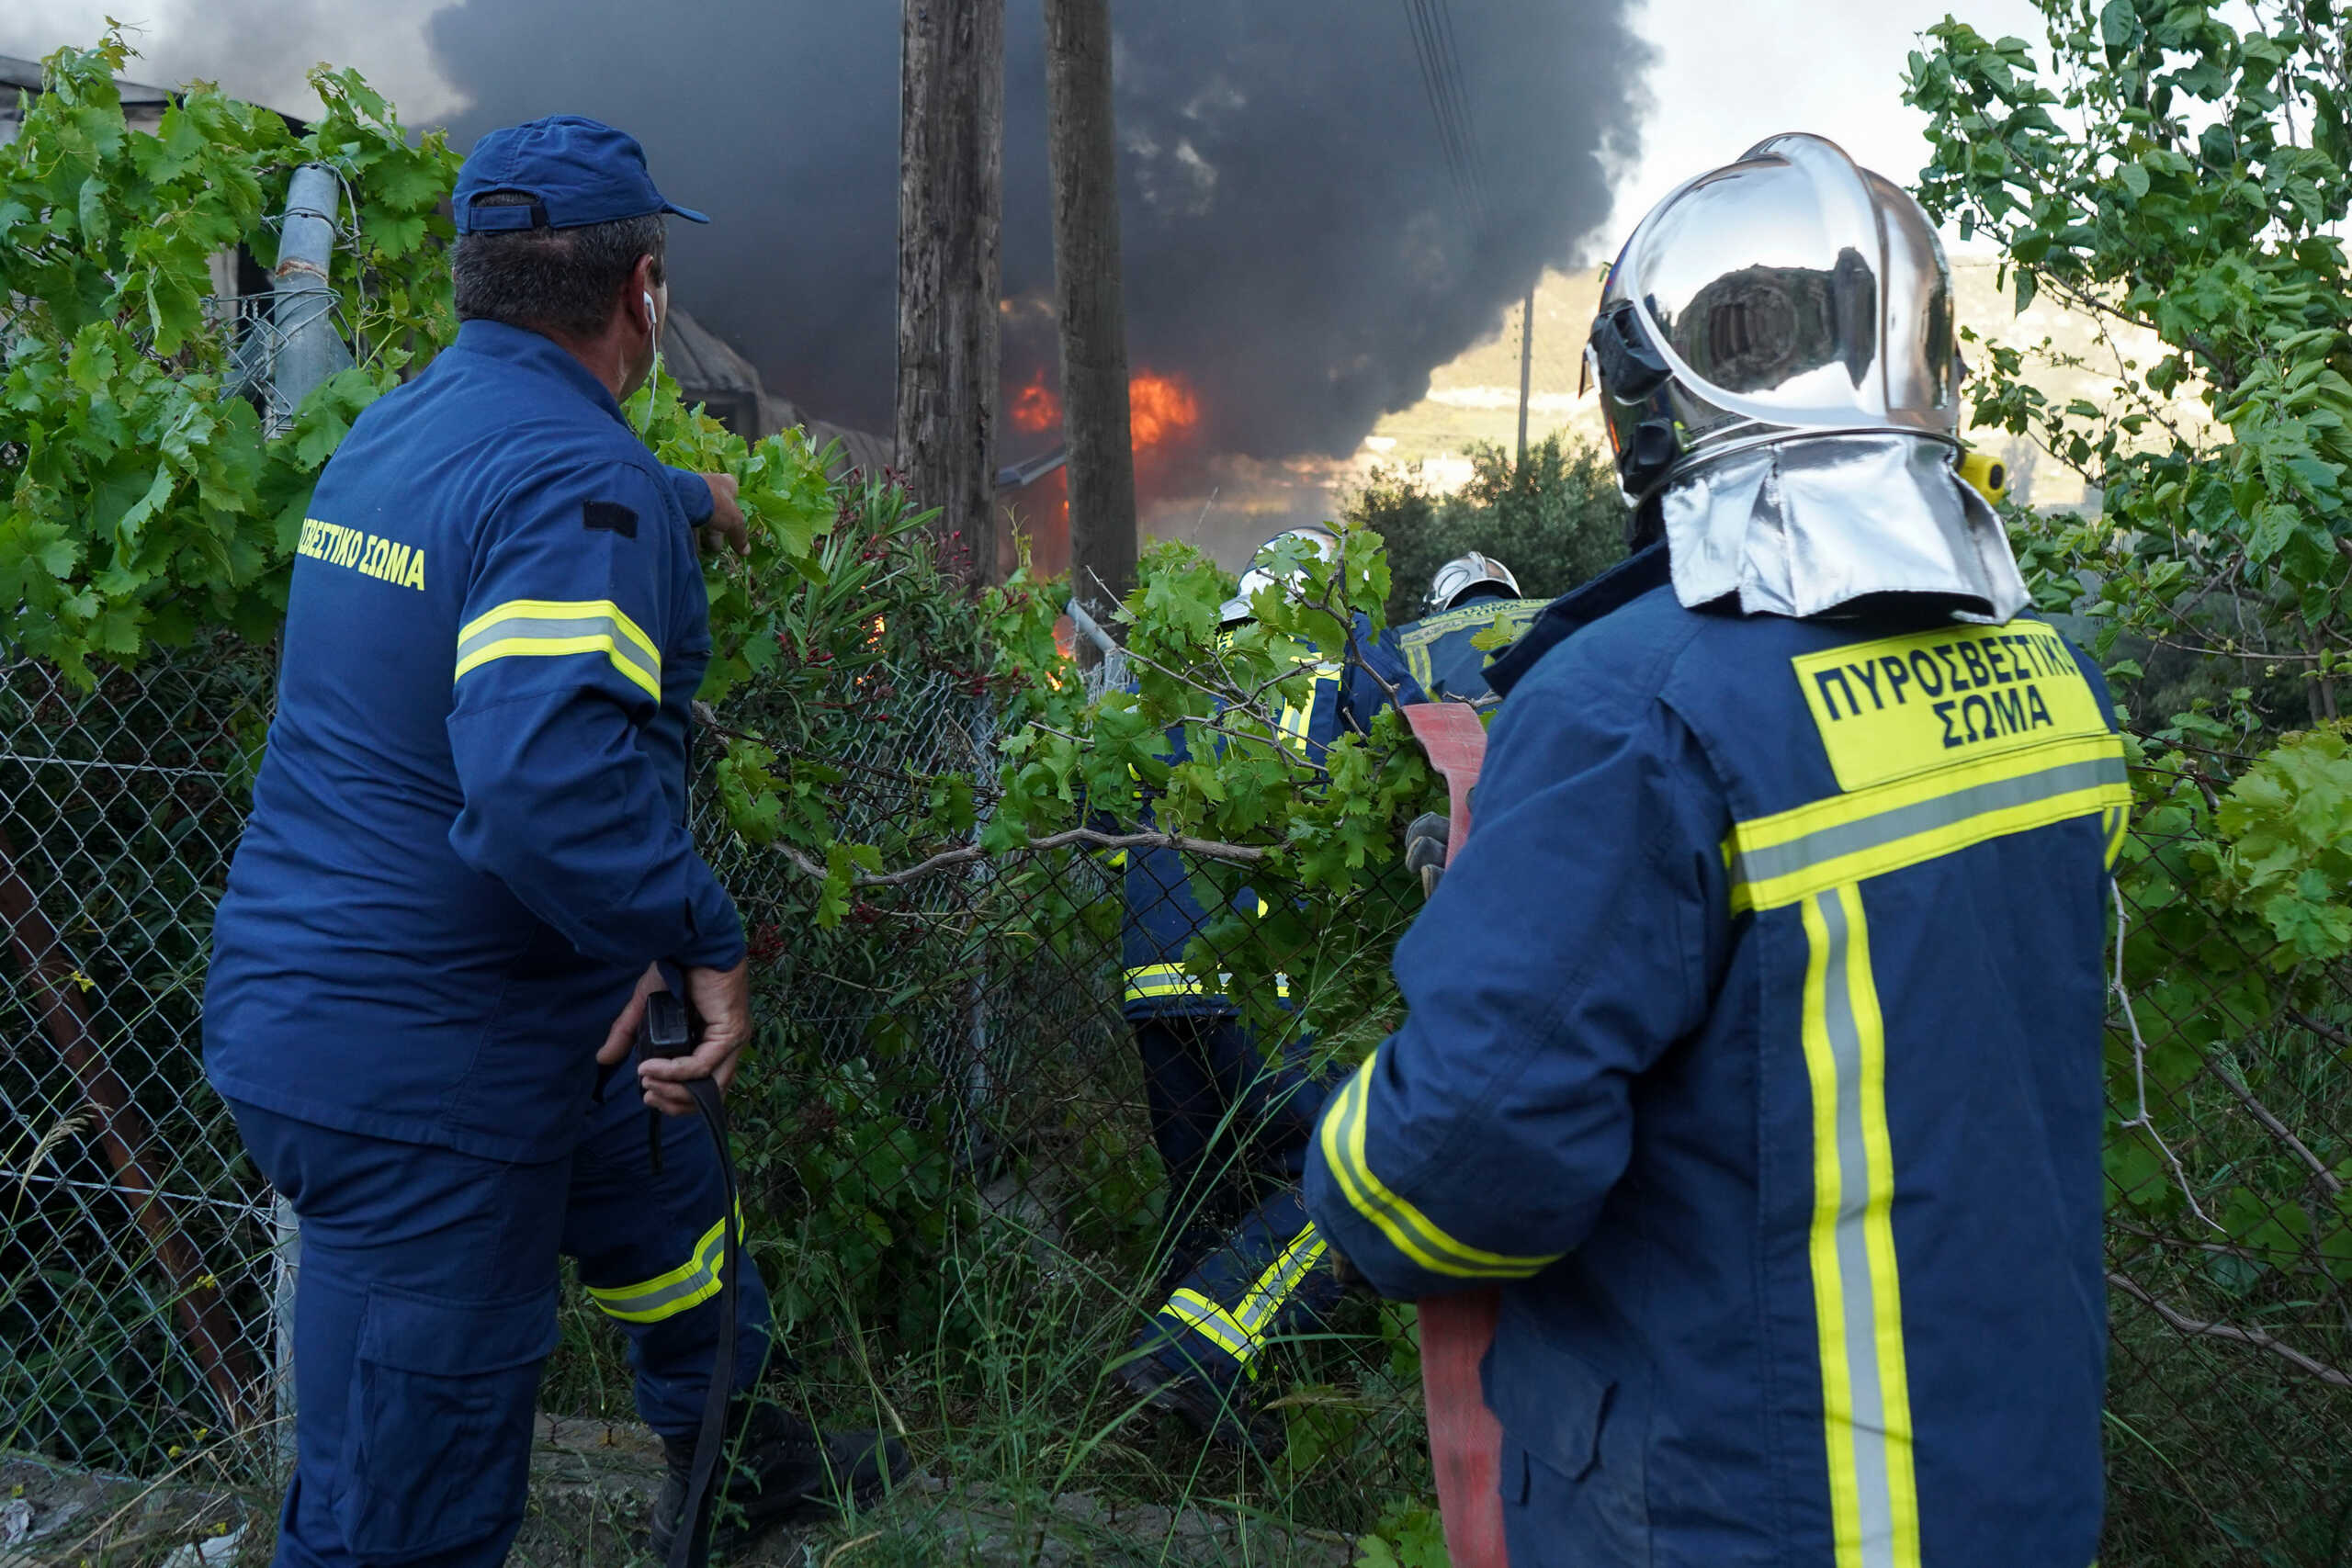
[
  {"left": 1114, "top": 1343, "right": 1286, "bottom": 1460},
  {"left": 646, "top": 1395, "right": 908, "bottom": 1565}
]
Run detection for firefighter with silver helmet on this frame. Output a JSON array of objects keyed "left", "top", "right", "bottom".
[
  {"left": 1304, "top": 134, "right": 2120, "bottom": 1564},
  {"left": 1114, "top": 525, "right": 1415, "bottom": 1451},
  {"left": 1376, "top": 551, "right": 1546, "bottom": 707}
]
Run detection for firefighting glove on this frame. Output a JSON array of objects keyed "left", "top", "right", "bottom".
[{"left": 1404, "top": 812, "right": 1450, "bottom": 898}]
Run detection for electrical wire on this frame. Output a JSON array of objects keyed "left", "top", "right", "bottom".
[{"left": 1398, "top": 0, "right": 1488, "bottom": 226}]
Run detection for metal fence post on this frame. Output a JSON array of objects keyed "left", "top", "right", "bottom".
[
  {"left": 261, "top": 161, "right": 353, "bottom": 1470},
  {"left": 267, "top": 164, "right": 355, "bottom": 433}
]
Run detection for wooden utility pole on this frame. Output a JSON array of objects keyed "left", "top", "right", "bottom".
[
  {"left": 1043, "top": 0, "right": 1136, "bottom": 655},
  {"left": 896, "top": 0, "right": 1006, "bottom": 585}
]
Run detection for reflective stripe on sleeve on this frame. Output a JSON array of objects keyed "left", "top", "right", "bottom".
[
  {"left": 455, "top": 598, "right": 662, "bottom": 701},
  {"left": 586, "top": 1201, "right": 743, "bottom": 1324},
  {"left": 1800, "top": 884, "right": 1920, "bottom": 1568},
  {"left": 1317, "top": 1055, "right": 1560, "bottom": 1280},
  {"left": 1728, "top": 735, "right": 2129, "bottom": 912}
]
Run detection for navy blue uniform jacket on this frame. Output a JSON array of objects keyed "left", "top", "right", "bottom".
[
  {"left": 1305, "top": 547, "right": 2125, "bottom": 1565},
  {"left": 1376, "top": 589, "right": 1547, "bottom": 705},
  {"left": 205, "top": 320, "right": 744, "bottom": 1163},
  {"left": 1122, "top": 619, "right": 1411, "bottom": 1017}
]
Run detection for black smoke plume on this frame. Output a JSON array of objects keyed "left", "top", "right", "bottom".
[{"left": 425, "top": 0, "right": 1645, "bottom": 464}]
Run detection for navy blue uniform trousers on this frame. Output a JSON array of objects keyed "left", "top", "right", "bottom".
[
  {"left": 234, "top": 1080, "right": 771, "bottom": 1568},
  {"left": 1128, "top": 1015, "right": 1343, "bottom": 1389}
]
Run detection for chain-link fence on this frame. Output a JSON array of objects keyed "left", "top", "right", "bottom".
[{"left": 3, "top": 640, "right": 2350, "bottom": 1565}]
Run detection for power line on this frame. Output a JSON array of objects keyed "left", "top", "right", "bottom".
[
  {"left": 1399, "top": 0, "right": 1473, "bottom": 211},
  {"left": 1398, "top": 0, "right": 1487, "bottom": 226},
  {"left": 1427, "top": 0, "right": 1491, "bottom": 211}
]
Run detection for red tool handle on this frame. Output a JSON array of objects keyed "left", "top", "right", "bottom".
[{"left": 1397, "top": 704, "right": 1509, "bottom": 1568}]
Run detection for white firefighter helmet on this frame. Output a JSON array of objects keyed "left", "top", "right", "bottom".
[
  {"left": 1220, "top": 525, "right": 1340, "bottom": 626},
  {"left": 1427, "top": 552, "right": 1521, "bottom": 614},
  {"left": 1585, "top": 132, "right": 1961, "bottom": 507}
]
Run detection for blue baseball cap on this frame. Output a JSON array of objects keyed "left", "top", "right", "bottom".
[{"left": 453, "top": 115, "right": 709, "bottom": 233}]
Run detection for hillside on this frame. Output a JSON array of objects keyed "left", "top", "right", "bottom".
[{"left": 1340, "top": 252, "right": 2212, "bottom": 513}]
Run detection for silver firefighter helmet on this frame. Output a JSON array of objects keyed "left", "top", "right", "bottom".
[
  {"left": 1220, "top": 525, "right": 1340, "bottom": 626},
  {"left": 1428, "top": 552, "right": 1521, "bottom": 613},
  {"left": 1585, "top": 132, "right": 1961, "bottom": 506}
]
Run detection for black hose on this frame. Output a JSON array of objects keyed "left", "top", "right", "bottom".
[
  {"left": 639, "top": 992, "right": 740, "bottom": 1568},
  {"left": 667, "top": 1076, "right": 736, "bottom": 1568}
]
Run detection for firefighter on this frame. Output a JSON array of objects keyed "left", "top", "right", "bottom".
[
  {"left": 1304, "top": 133, "right": 2122, "bottom": 1565},
  {"left": 1382, "top": 552, "right": 1546, "bottom": 705},
  {"left": 1114, "top": 526, "right": 1408, "bottom": 1453},
  {"left": 202, "top": 118, "right": 902, "bottom": 1568}
]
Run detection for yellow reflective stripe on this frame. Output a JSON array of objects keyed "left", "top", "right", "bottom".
[
  {"left": 1158, "top": 1288, "right": 1254, "bottom": 1366},
  {"left": 1154, "top": 1225, "right": 1330, "bottom": 1383},
  {"left": 1800, "top": 885, "right": 1920, "bottom": 1568},
  {"left": 455, "top": 598, "right": 662, "bottom": 701},
  {"left": 1269, "top": 664, "right": 1340, "bottom": 758},
  {"left": 1729, "top": 734, "right": 2129, "bottom": 913},
  {"left": 1122, "top": 964, "right": 1290, "bottom": 1003},
  {"left": 586, "top": 1201, "right": 745, "bottom": 1324},
  {"left": 2102, "top": 805, "right": 2127, "bottom": 871},
  {"left": 1317, "top": 1056, "right": 1559, "bottom": 1280},
  {"left": 1125, "top": 964, "right": 1206, "bottom": 1002}
]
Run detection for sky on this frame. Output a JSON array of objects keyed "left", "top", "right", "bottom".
[{"left": 3, "top": 0, "right": 2054, "bottom": 247}]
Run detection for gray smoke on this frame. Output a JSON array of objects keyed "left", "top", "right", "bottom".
[{"left": 423, "top": 0, "right": 1645, "bottom": 460}]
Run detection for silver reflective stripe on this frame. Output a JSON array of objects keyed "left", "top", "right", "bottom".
[
  {"left": 1815, "top": 888, "right": 1899, "bottom": 1568},
  {"left": 455, "top": 611, "right": 661, "bottom": 690},
  {"left": 600, "top": 1259, "right": 716, "bottom": 1319},
  {"left": 1736, "top": 754, "right": 2124, "bottom": 888},
  {"left": 592, "top": 1221, "right": 727, "bottom": 1320},
  {"left": 1159, "top": 1291, "right": 1252, "bottom": 1362},
  {"left": 1234, "top": 1225, "right": 1328, "bottom": 1338}
]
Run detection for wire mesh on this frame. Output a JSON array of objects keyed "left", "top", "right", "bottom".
[{"left": 0, "top": 639, "right": 2346, "bottom": 1564}]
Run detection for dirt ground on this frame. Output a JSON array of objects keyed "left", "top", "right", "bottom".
[{"left": 5, "top": 1416, "right": 1357, "bottom": 1568}]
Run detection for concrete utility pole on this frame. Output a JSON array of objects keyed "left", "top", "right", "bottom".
[
  {"left": 1515, "top": 285, "right": 1533, "bottom": 465},
  {"left": 897, "top": 0, "right": 1007, "bottom": 585},
  {"left": 1043, "top": 0, "right": 1137, "bottom": 659}
]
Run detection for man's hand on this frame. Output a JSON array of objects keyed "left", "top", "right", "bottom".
[
  {"left": 636, "top": 958, "right": 752, "bottom": 1116},
  {"left": 597, "top": 963, "right": 668, "bottom": 1069},
  {"left": 697, "top": 473, "right": 748, "bottom": 558}
]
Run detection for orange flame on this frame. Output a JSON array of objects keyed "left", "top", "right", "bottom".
[
  {"left": 1005, "top": 367, "right": 1201, "bottom": 454},
  {"left": 1128, "top": 370, "right": 1201, "bottom": 449},
  {"left": 1012, "top": 368, "right": 1059, "bottom": 434}
]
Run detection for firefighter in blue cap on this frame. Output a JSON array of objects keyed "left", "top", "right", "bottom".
[
  {"left": 204, "top": 116, "right": 903, "bottom": 1568},
  {"left": 1305, "top": 135, "right": 2122, "bottom": 1565},
  {"left": 1112, "top": 526, "right": 1418, "bottom": 1453}
]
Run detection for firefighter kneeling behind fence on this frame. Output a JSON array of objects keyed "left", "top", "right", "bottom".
[
  {"left": 202, "top": 118, "right": 903, "bottom": 1568},
  {"left": 1114, "top": 526, "right": 1415, "bottom": 1453},
  {"left": 1303, "top": 134, "right": 2124, "bottom": 1566}
]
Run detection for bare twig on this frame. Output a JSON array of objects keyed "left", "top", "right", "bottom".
[
  {"left": 775, "top": 827, "right": 1268, "bottom": 891},
  {"left": 2107, "top": 1269, "right": 2352, "bottom": 1388},
  {"left": 2288, "top": 1008, "right": 2352, "bottom": 1052},
  {"left": 2211, "top": 1066, "right": 2344, "bottom": 1196},
  {"left": 2109, "top": 882, "right": 2222, "bottom": 1229}
]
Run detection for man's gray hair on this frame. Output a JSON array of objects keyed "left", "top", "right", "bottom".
[{"left": 452, "top": 191, "right": 667, "bottom": 339}]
